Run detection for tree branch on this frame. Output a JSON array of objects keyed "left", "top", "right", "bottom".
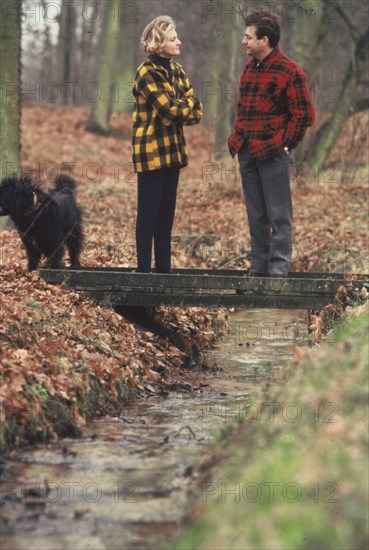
[{"left": 322, "top": 0, "right": 360, "bottom": 41}]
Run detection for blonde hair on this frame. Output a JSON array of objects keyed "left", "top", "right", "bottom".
[{"left": 141, "top": 16, "right": 176, "bottom": 54}]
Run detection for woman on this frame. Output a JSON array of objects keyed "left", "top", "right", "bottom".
[{"left": 132, "top": 15, "right": 203, "bottom": 273}]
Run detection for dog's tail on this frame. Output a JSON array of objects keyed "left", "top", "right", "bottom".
[{"left": 54, "top": 174, "right": 77, "bottom": 194}]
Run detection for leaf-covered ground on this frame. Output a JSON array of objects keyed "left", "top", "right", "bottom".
[{"left": 1, "top": 105, "right": 368, "bottom": 450}]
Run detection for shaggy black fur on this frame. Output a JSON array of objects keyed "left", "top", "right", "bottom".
[{"left": 0, "top": 174, "right": 84, "bottom": 271}]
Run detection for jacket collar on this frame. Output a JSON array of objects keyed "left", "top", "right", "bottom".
[
  {"left": 146, "top": 55, "right": 176, "bottom": 88},
  {"left": 252, "top": 45, "right": 281, "bottom": 70}
]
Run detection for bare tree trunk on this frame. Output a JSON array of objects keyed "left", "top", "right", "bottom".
[
  {"left": 290, "top": 0, "right": 312, "bottom": 71},
  {"left": 113, "top": 2, "right": 137, "bottom": 113},
  {"left": 204, "top": 2, "right": 240, "bottom": 159},
  {"left": 308, "top": 25, "right": 369, "bottom": 168},
  {"left": 309, "top": 0, "right": 327, "bottom": 82},
  {"left": 0, "top": 0, "right": 21, "bottom": 178},
  {"left": 39, "top": 0, "right": 56, "bottom": 85},
  {"left": 56, "top": 0, "right": 74, "bottom": 105},
  {"left": 203, "top": 17, "right": 221, "bottom": 121},
  {"left": 214, "top": 16, "right": 239, "bottom": 159},
  {"left": 287, "top": 0, "right": 325, "bottom": 170},
  {"left": 78, "top": 0, "right": 102, "bottom": 105},
  {"left": 87, "top": 0, "right": 119, "bottom": 134}
]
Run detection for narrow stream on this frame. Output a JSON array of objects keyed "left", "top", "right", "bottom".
[{"left": 1, "top": 308, "right": 308, "bottom": 550}]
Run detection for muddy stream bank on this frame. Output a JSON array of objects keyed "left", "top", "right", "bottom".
[{"left": 1, "top": 308, "right": 308, "bottom": 550}]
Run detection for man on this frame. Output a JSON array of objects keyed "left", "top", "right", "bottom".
[{"left": 229, "top": 10, "right": 315, "bottom": 277}]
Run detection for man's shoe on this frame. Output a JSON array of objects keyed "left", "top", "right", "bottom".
[
  {"left": 251, "top": 272, "right": 269, "bottom": 277},
  {"left": 245, "top": 271, "right": 269, "bottom": 277}
]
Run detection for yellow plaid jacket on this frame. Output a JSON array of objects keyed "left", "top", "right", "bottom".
[{"left": 132, "top": 56, "right": 203, "bottom": 172}]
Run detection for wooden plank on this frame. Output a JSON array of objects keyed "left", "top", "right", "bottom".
[
  {"left": 71, "top": 282, "right": 356, "bottom": 298},
  {"left": 40, "top": 266, "right": 364, "bottom": 279},
  {"left": 83, "top": 290, "right": 333, "bottom": 309},
  {"left": 38, "top": 269, "right": 368, "bottom": 293},
  {"left": 37, "top": 267, "right": 369, "bottom": 310}
]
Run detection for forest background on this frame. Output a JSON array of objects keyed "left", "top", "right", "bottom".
[
  {"left": 0, "top": 0, "right": 368, "bottom": 450},
  {"left": 2, "top": 0, "right": 369, "bottom": 171}
]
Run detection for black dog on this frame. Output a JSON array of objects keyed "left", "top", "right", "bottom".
[{"left": 0, "top": 174, "right": 84, "bottom": 271}]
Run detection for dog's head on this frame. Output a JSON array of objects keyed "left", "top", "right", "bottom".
[{"left": 0, "top": 176, "right": 35, "bottom": 217}]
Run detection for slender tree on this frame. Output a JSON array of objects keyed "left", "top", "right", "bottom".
[
  {"left": 307, "top": 0, "right": 369, "bottom": 168},
  {"left": 87, "top": 0, "right": 120, "bottom": 134},
  {"left": 204, "top": 1, "right": 240, "bottom": 159},
  {"left": 203, "top": 13, "right": 221, "bottom": 121},
  {"left": 214, "top": 14, "right": 240, "bottom": 159},
  {"left": 0, "top": 0, "right": 21, "bottom": 178},
  {"left": 40, "top": 0, "right": 56, "bottom": 84},
  {"left": 285, "top": 1, "right": 324, "bottom": 167},
  {"left": 289, "top": 0, "right": 314, "bottom": 71},
  {"left": 77, "top": 0, "right": 103, "bottom": 105},
  {"left": 56, "top": 0, "right": 75, "bottom": 105},
  {"left": 309, "top": 0, "right": 329, "bottom": 82},
  {"left": 113, "top": 2, "right": 137, "bottom": 113}
]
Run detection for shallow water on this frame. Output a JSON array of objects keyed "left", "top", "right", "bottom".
[{"left": 0, "top": 308, "right": 308, "bottom": 550}]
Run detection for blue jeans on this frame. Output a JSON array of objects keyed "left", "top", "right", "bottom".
[{"left": 238, "top": 142, "right": 293, "bottom": 276}]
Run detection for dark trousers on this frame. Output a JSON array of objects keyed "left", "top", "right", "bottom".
[
  {"left": 238, "top": 143, "right": 293, "bottom": 276},
  {"left": 136, "top": 166, "right": 180, "bottom": 273}
]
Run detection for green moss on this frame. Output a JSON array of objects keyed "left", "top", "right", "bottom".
[
  {"left": 0, "top": 367, "right": 132, "bottom": 452},
  {"left": 76, "top": 372, "right": 131, "bottom": 420}
]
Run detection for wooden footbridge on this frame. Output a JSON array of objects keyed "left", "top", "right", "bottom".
[{"left": 39, "top": 267, "right": 369, "bottom": 310}]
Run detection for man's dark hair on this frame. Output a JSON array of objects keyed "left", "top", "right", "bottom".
[{"left": 245, "top": 9, "right": 281, "bottom": 48}]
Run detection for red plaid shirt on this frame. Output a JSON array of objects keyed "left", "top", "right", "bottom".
[{"left": 228, "top": 46, "right": 315, "bottom": 162}]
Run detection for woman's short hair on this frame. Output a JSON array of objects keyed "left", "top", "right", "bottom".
[{"left": 141, "top": 16, "right": 176, "bottom": 54}]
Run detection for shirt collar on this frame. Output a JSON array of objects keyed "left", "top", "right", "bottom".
[{"left": 253, "top": 45, "right": 280, "bottom": 70}]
